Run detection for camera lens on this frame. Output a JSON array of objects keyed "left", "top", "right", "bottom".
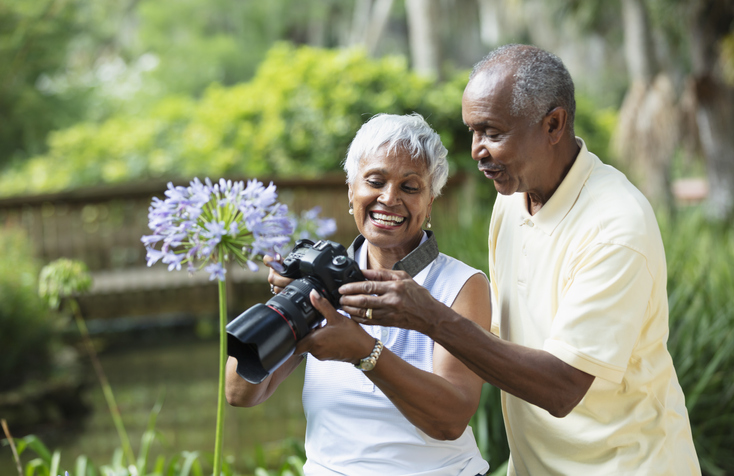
[
  {"left": 227, "top": 278, "right": 323, "bottom": 384},
  {"left": 226, "top": 239, "right": 365, "bottom": 384}
]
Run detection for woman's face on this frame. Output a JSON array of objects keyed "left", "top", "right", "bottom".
[{"left": 349, "top": 145, "right": 434, "bottom": 256}]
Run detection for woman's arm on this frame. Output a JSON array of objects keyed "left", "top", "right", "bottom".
[
  {"left": 226, "top": 353, "right": 303, "bottom": 407},
  {"left": 226, "top": 254, "right": 301, "bottom": 407},
  {"left": 361, "top": 274, "right": 491, "bottom": 440},
  {"left": 303, "top": 274, "right": 491, "bottom": 440}
]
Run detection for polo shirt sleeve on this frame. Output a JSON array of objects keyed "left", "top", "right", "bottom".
[{"left": 543, "top": 242, "right": 653, "bottom": 383}]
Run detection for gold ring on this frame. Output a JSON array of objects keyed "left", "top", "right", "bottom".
[{"left": 366, "top": 308, "right": 373, "bottom": 320}]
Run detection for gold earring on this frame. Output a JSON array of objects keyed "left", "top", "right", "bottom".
[
  {"left": 348, "top": 203, "right": 354, "bottom": 215},
  {"left": 426, "top": 215, "right": 432, "bottom": 229}
]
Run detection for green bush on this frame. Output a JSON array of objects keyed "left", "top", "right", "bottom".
[
  {"left": 574, "top": 94, "right": 617, "bottom": 164},
  {"left": 0, "top": 227, "right": 57, "bottom": 390}
]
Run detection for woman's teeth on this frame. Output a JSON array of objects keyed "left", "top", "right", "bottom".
[{"left": 371, "top": 212, "right": 405, "bottom": 226}]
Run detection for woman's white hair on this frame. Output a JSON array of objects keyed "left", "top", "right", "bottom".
[{"left": 343, "top": 113, "right": 449, "bottom": 197}]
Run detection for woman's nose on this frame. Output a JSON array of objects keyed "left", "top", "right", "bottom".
[{"left": 378, "top": 184, "right": 400, "bottom": 205}]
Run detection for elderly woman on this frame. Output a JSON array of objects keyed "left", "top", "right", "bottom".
[{"left": 226, "top": 113, "right": 491, "bottom": 476}]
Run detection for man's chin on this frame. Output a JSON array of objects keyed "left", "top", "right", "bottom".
[{"left": 492, "top": 180, "right": 515, "bottom": 196}]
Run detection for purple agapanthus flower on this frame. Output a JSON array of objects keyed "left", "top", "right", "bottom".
[
  {"left": 141, "top": 178, "right": 294, "bottom": 281},
  {"left": 294, "top": 206, "right": 338, "bottom": 242}
]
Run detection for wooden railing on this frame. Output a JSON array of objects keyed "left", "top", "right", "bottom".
[{"left": 0, "top": 174, "right": 469, "bottom": 322}]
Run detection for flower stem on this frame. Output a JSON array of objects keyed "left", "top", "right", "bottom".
[
  {"left": 213, "top": 249, "right": 227, "bottom": 476},
  {"left": 69, "top": 298, "right": 136, "bottom": 469}
]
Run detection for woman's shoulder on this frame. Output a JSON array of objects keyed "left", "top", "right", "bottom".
[
  {"left": 425, "top": 253, "right": 487, "bottom": 308},
  {"left": 434, "top": 252, "right": 485, "bottom": 277}
]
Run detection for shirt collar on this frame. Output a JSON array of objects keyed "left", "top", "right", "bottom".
[
  {"left": 346, "top": 230, "right": 439, "bottom": 278},
  {"left": 519, "top": 138, "right": 595, "bottom": 236}
]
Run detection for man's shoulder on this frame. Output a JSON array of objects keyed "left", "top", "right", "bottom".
[{"left": 571, "top": 160, "right": 664, "bottom": 257}]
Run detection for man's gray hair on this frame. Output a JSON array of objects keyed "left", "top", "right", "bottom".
[
  {"left": 471, "top": 44, "right": 576, "bottom": 131},
  {"left": 343, "top": 113, "right": 449, "bottom": 197}
]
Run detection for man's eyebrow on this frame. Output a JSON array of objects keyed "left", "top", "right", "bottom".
[{"left": 465, "top": 120, "right": 493, "bottom": 128}]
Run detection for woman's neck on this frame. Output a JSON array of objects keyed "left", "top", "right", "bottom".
[{"left": 365, "top": 233, "right": 423, "bottom": 270}]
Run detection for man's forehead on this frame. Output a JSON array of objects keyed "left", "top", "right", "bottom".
[
  {"left": 465, "top": 64, "right": 515, "bottom": 97},
  {"left": 462, "top": 67, "right": 515, "bottom": 122}
]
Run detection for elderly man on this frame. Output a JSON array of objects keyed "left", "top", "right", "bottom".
[{"left": 339, "top": 44, "right": 700, "bottom": 475}]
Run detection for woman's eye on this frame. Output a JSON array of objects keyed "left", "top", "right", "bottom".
[{"left": 367, "top": 180, "right": 383, "bottom": 188}]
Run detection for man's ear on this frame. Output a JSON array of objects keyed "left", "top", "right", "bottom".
[{"left": 544, "top": 107, "right": 568, "bottom": 145}]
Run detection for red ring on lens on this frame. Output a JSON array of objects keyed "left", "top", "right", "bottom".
[{"left": 266, "top": 305, "right": 297, "bottom": 341}]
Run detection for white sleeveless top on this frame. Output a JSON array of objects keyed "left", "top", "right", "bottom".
[{"left": 302, "top": 232, "right": 490, "bottom": 476}]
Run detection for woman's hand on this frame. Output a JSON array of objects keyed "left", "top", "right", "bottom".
[
  {"left": 295, "top": 290, "right": 375, "bottom": 364},
  {"left": 338, "top": 268, "right": 439, "bottom": 335},
  {"left": 264, "top": 253, "right": 293, "bottom": 294}
]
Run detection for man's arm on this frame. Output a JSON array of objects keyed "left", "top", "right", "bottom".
[
  {"left": 339, "top": 270, "right": 594, "bottom": 417},
  {"left": 428, "top": 305, "right": 594, "bottom": 418}
]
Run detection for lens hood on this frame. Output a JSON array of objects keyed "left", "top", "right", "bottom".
[{"left": 226, "top": 304, "right": 298, "bottom": 384}]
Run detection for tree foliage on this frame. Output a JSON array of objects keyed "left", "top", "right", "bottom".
[
  {"left": 0, "top": 0, "right": 90, "bottom": 165},
  {"left": 0, "top": 43, "right": 471, "bottom": 196}
]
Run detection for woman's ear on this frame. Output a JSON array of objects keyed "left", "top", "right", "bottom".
[{"left": 348, "top": 184, "right": 353, "bottom": 204}]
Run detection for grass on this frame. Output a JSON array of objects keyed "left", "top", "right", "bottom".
[{"left": 660, "top": 208, "right": 734, "bottom": 475}]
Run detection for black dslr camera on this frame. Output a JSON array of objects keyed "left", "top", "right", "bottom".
[{"left": 226, "top": 239, "right": 365, "bottom": 384}]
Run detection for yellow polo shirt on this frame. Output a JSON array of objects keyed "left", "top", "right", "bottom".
[{"left": 488, "top": 140, "right": 700, "bottom": 475}]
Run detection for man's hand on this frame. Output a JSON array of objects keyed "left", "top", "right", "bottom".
[{"left": 338, "top": 269, "right": 441, "bottom": 335}]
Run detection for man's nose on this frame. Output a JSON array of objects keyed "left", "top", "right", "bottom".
[{"left": 471, "top": 135, "right": 489, "bottom": 161}]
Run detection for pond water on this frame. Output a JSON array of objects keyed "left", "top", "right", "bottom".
[{"left": 3, "top": 335, "right": 307, "bottom": 474}]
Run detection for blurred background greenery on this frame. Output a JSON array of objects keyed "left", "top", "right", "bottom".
[{"left": 1, "top": 0, "right": 733, "bottom": 475}]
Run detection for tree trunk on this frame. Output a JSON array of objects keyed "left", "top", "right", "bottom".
[
  {"left": 688, "top": 0, "right": 734, "bottom": 221},
  {"left": 405, "top": 0, "right": 442, "bottom": 78},
  {"left": 349, "top": 0, "right": 395, "bottom": 55},
  {"left": 477, "top": 0, "right": 502, "bottom": 47},
  {"left": 621, "top": 0, "right": 656, "bottom": 83},
  {"left": 612, "top": 0, "right": 677, "bottom": 209}
]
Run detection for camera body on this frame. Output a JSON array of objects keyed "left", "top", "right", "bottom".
[{"left": 226, "top": 239, "right": 365, "bottom": 383}]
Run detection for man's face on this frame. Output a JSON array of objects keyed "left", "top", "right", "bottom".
[{"left": 461, "top": 67, "right": 549, "bottom": 197}]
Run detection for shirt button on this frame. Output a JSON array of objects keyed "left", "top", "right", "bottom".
[{"left": 526, "top": 220, "right": 534, "bottom": 227}]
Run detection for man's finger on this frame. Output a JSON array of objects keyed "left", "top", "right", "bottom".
[
  {"left": 339, "top": 279, "right": 391, "bottom": 296},
  {"left": 360, "top": 268, "right": 409, "bottom": 281},
  {"left": 341, "top": 305, "right": 374, "bottom": 321}
]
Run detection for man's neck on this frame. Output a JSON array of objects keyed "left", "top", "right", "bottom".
[{"left": 526, "top": 137, "right": 581, "bottom": 215}]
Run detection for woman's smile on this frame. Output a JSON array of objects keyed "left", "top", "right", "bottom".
[{"left": 369, "top": 210, "right": 406, "bottom": 228}]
